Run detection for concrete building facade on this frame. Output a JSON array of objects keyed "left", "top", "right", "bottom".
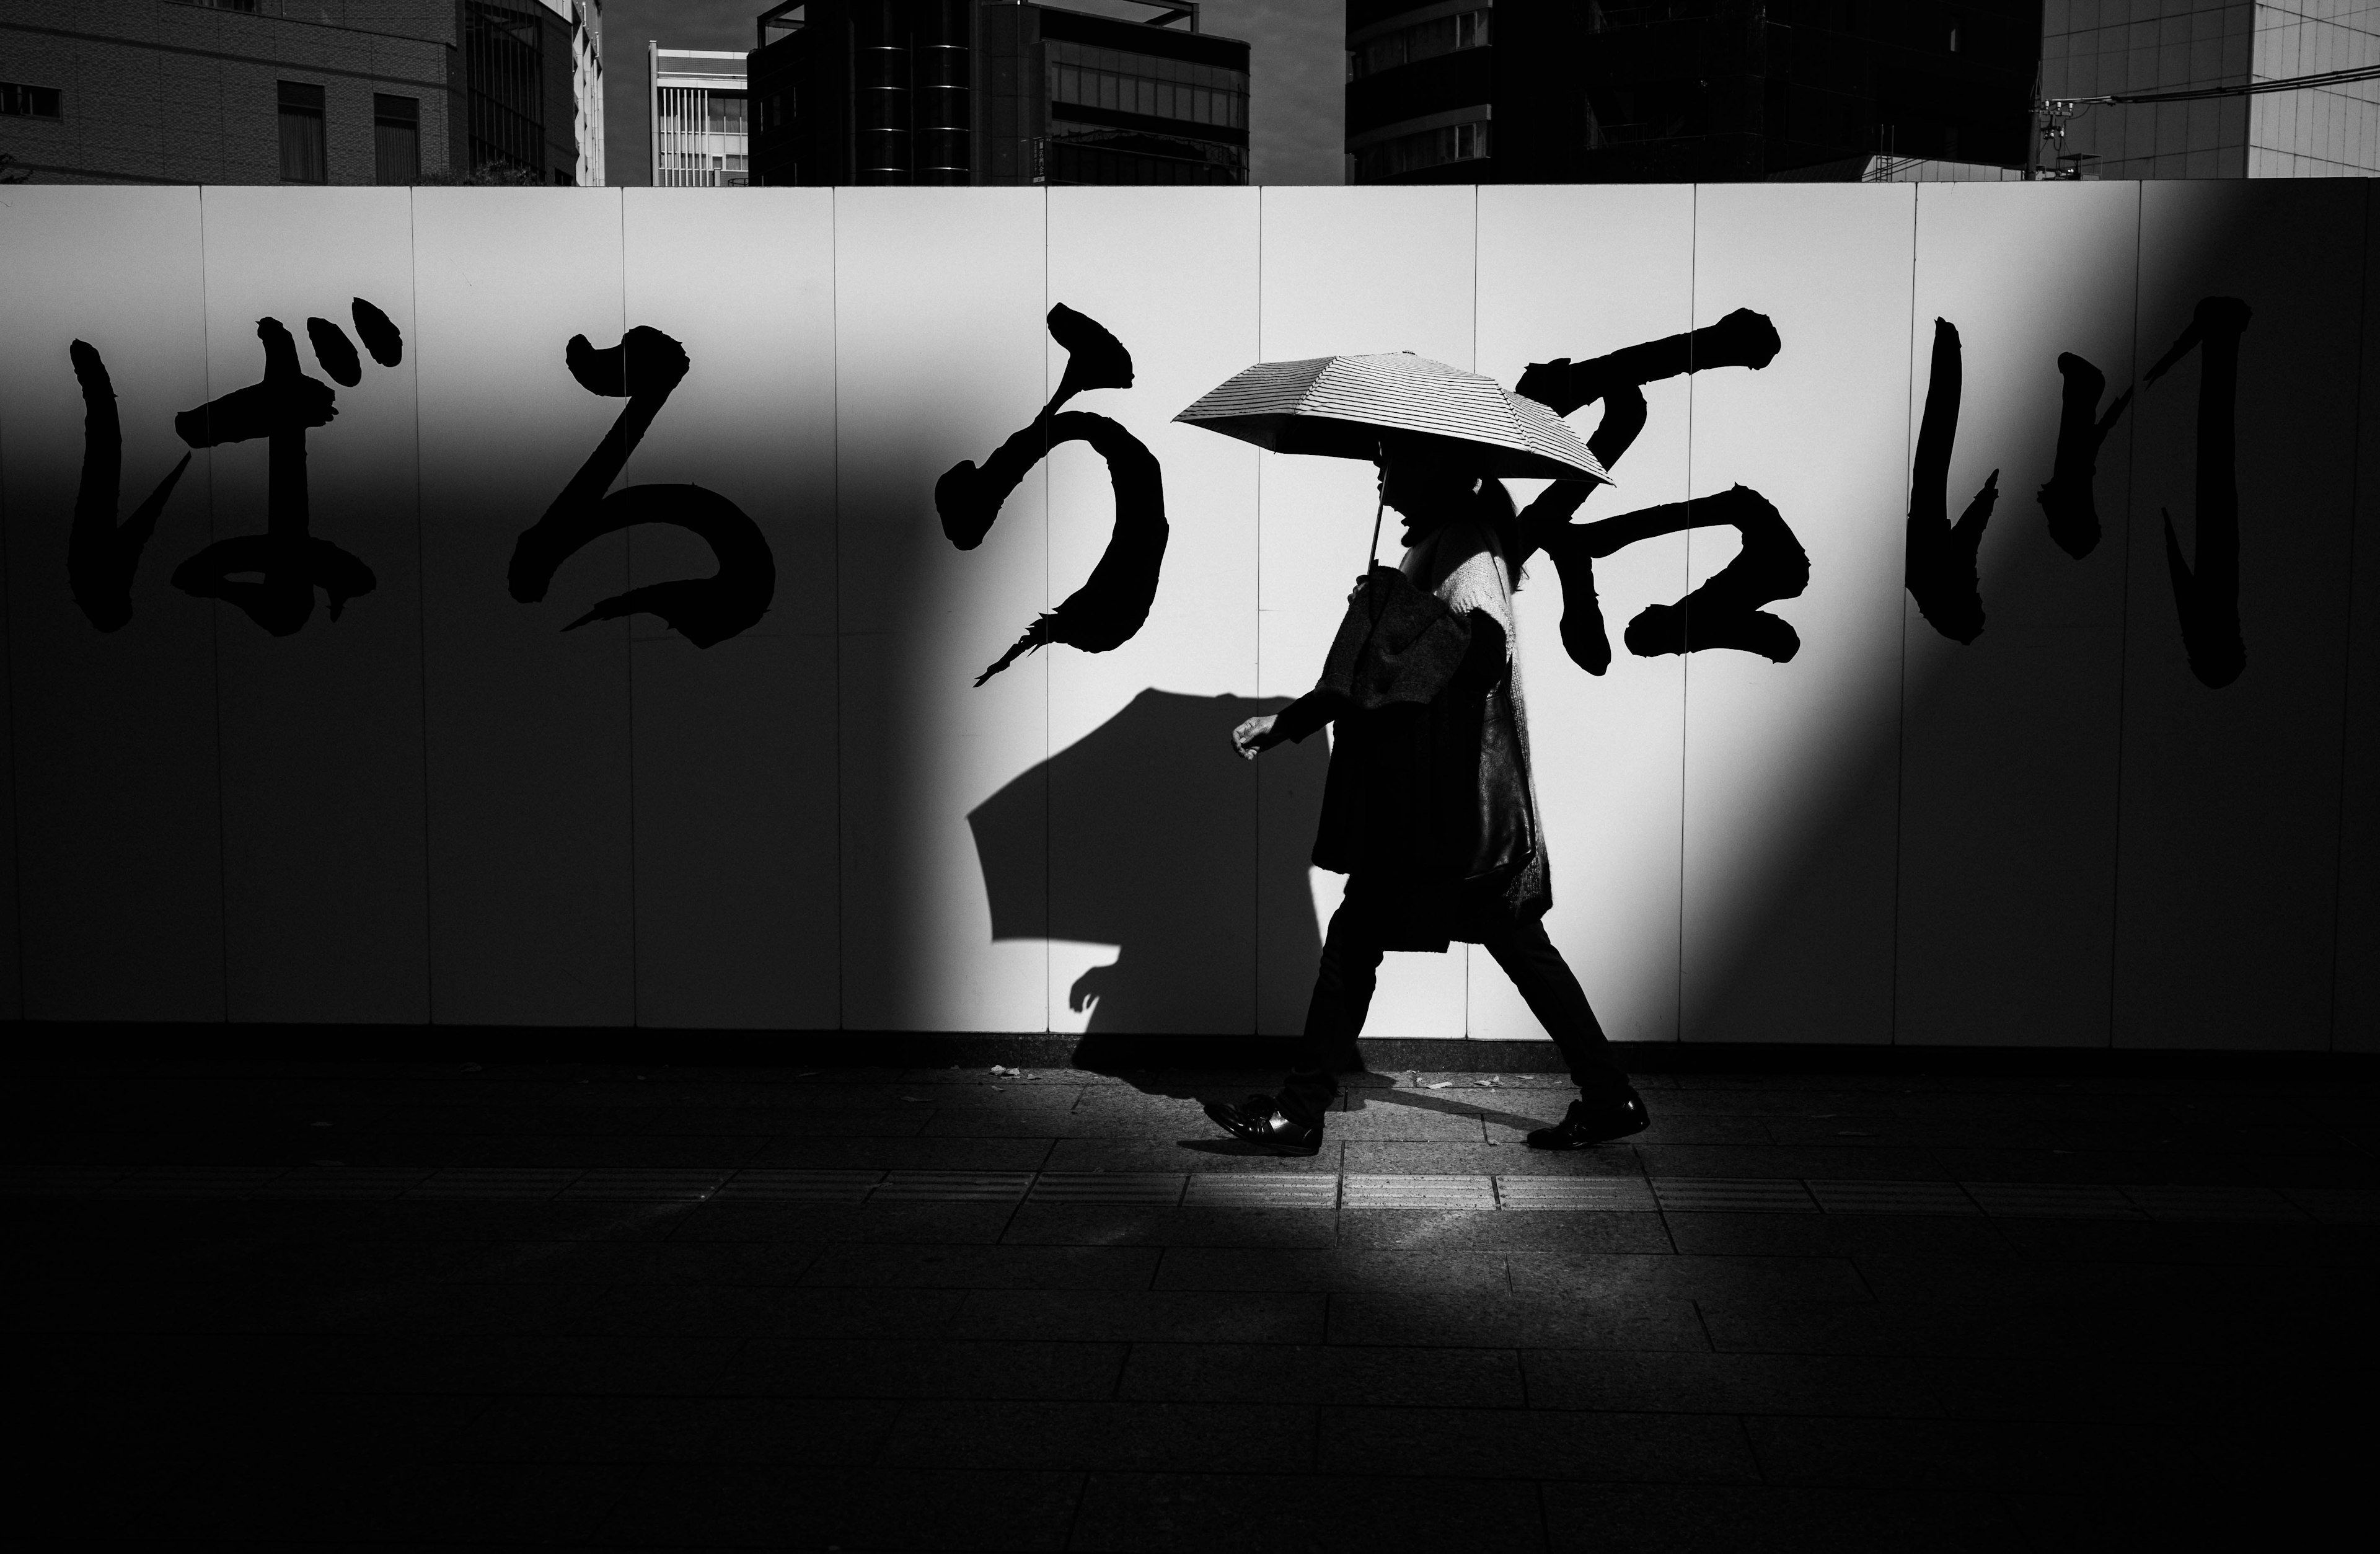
[
  {"left": 0, "top": 0, "right": 603, "bottom": 186},
  {"left": 2043, "top": 0, "right": 2380, "bottom": 178}
]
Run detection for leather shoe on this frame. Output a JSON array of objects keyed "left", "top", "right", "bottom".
[
  {"left": 1203, "top": 1094, "right": 1323, "bottom": 1157},
  {"left": 1525, "top": 1091, "right": 1651, "bottom": 1149}
]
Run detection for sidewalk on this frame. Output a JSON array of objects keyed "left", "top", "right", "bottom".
[{"left": 7, "top": 1059, "right": 2371, "bottom": 1550}]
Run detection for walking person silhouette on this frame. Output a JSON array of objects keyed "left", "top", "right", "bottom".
[{"left": 1202, "top": 425, "right": 1649, "bottom": 1156}]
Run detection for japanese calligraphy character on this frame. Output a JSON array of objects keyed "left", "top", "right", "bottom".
[
  {"left": 2035, "top": 351, "right": 2131, "bottom": 560},
  {"left": 1905, "top": 318, "right": 1998, "bottom": 645},
  {"left": 2144, "top": 296, "right": 2252, "bottom": 689},
  {"left": 937, "top": 304, "right": 1168, "bottom": 687},
  {"left": 66, "top": 340, "right": 190, "bottom": 632},
  {"left": 508, "top": 325, "right": 776, "bottom": 648},
  {"left": 169, "top": 305, "right": 392, "bottom": 636},
  {"left": 1513, "top": 308, "right": 1807, "bottom": 672}
]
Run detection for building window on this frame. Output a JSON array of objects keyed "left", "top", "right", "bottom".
[
  {"left": 0, "top": 82, "right": 63, "bottom": 119},
  {"left": 1352, "top": 118, "right": 1491, "bottom": 182},
  {"left": 1045, "top": 42, "right": 1247, "bottom": 130},
  {"left": 279, "top": 81, "right": 327, "bottom": 183},
  {"left": 464, "top": 1, "right": 546, "bottom": 178},
  {"left": 655, "top": 86, "right": 749, "bottom": 187},
  {"left": 1350, "top": 10, "right": 1492, "bottom": 80},
  {"left": 374, "top": 95, "right": 420, "bottom": 184}
]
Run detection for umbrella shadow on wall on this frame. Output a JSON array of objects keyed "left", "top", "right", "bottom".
[{"left": 967, "top": 689, "right": 1327, "bottom": 1065}]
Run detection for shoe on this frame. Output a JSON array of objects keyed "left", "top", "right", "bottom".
[
  {"left": 1203, "top": 1094, "right": 1323, "bottom": 1157},
  {"left": 1525, "top": 1090, "right": 1651, "bottom": 1149}
]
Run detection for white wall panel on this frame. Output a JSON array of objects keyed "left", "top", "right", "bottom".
[
  {"left": 1894, "top": 181, "right": 2141, "bottom": 1048},
  {"left": 2112, "top": 182, "right": 2362, "bottom": 1050},
  {"left": 834, "top": 188, "right": 1048, "bottom": 1031},
  {"left": 197, "top": 187, "right": 430, "bottom": 1025},
  {"left": 1683, "top": 183, "right": 1916, "bottom": 1046},
  {"left": 0, "top": 188, "right": 225, "bottom": 1020},
  {"left": 1043, "top": 187, "right": 1263, "bottom": 1038},
  {"left": 1254, "top": 185, "right": 1479, "bottom": 1039},
  {"left": 1472, "top": 183, "right": 1696, "bottom": 1051},
  {"left": 413, "top": 189, "right": 633, "bottom": 1026},
  {"left": 621, "top": 189, "right": 840, "bottom": 1029}
]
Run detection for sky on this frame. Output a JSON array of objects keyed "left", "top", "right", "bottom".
[{"left": 596, "top": 0, "right": 1344, "bottom": 187}]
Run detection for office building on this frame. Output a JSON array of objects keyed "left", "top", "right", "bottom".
[
  {"left": 747, "top": 1, "right": 1249, "bottom": 187},
  {"left": 1345, "top": 0, "right": 2041, "bottom": 184},
  {"left": 0, "top": 0, "right": 604, "bottom": 187},
  {"left": 2042, "top": 0, "right": 2380, "bottom": 179},
  {"left": 650, "top": 47, "right": 750, "bottom": 187}
]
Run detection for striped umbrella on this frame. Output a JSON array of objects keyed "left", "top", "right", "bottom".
[{"left": 1173, "top": 351, "right": 1611, "bottom": 483}]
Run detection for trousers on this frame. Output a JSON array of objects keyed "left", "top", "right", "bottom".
[{"left": 1278, "top": 894, "right": 1633, "bottom": 1126}]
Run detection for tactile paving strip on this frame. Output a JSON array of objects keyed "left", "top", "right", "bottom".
[
  {"left": 1649, "top": 1178, "right": 1819, "bottom": 1214},
  {"left": 868, "top": 1171, "right": 1034, "bottom": 1202},
  {"left": 712, "top": 1170, "right": 882, "bottom": 1202},
  {"left": 9, "top": 1166, "right": 2366, "bottom": 1218},
  {"left": 1494, "top": 1177, "right": 1657, "bottom": 1212},
  {"left": 1026, "top": 1173, "right": 1187, "bottom": 1204},
  {"left": 558, "top": 1170, "right": 731, "bottom": 1201},
  {"left": 1341, "top": 1174, "right": 1496, "bottom": 1210},
  {"left": 1961, "top": 1182, "right": 2138, "bottom": 1218},
  {"left": 1182, "top": 1173, "right": 1340, "bottom": 1209},
  {"left": 1805, "top": 1180, "right": 1980, "bottom": 1216}
]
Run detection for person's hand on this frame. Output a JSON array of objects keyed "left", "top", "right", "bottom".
[{"left": 1230, "top": 713, "right": 1281, "bottom": 761}]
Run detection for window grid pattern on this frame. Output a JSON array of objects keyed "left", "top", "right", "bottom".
[
  {"left": 656, "top": 87, "right": 749, "bottom": 187},
  {"left": 1, "top": 82, "right": 63, "bottom": 118},
  {"left": 465, "top": 1, "right": 545, "bottom": 177},
  {"left": 1354, "top": 118, "right": 1490, "bottom": 180},
  {"left": 1350, "top": 9, "right": 1491, "bottom": 80},
  {"left": 1046, "top": 40, "right": 1246, "bottom": 129}
]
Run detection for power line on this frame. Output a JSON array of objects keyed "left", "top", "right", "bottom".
[{"left": 2046, "top": 61, "right": 2380, "bottom": 110}]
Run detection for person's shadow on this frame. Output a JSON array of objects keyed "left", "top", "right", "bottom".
[
  {"left": 967, "top": 689, "right": 1328, "bottom": 1054},
  {"left": 966, "top": 691, "right": 1561, "bottom": 1146}
]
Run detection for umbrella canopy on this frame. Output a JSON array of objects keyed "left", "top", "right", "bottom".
[{"left": 1175, "top": 351, "right": 1612, "bottom": 483}]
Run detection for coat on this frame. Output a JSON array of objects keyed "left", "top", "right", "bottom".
[{"left": 1277, "top": 518, "right": 1548, "bottom": 950}]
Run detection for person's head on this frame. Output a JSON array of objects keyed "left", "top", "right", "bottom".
[
  {"left": 1376, "top": 433, "right": 1484, "bottom": 543},
  {"left": 1375, "top": 433, "right": 1520, "bottom": 562}
]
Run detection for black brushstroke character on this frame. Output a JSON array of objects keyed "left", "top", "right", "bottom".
[
  {"left": 2144, "top": 296, "right": 2252, "bottom": 689},
  {"left": 66, "top": 340, "right": 190, "bottom": 632},
  {"left": 170, "top": 302, "right": 397, "bottom": 635},
  {"left": 1905, "top": 318, "right": 1998, "bottom": 645},
  {"left": 1510, "top": 309, "right": 1807, "bottom": 672},
  {"left": 1541, "top": 488, "right": 1810, "bottom": 668},
  {"left": 936, "top": 304, "right": 1169, "bottom": 687},
  {"left": 2035, "top": 351, "right": 2131, "bottom": 559},
  {"left": 508, "top": 326, "right": 776, "bottom": 648}
]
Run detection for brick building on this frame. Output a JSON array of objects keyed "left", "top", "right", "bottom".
[{"left": 0, "top": 0, "right": 604, "bottom": 186}]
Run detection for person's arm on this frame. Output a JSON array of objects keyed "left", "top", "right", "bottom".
[{"left": 1230, "top": 687, "right": 1347, "bottom": 761}]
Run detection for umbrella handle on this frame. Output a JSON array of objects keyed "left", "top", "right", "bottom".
[{"left": 1365, "top": 493, "right": 1385, "bottom": 573}]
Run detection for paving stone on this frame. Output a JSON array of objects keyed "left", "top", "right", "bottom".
[
  {"left": 1541, "top": 1483, "right": 2022, "bottom": 1554},
  {"left": 733, "top": 1338, "right": 1128, "bottom": 1400},
  {"left": 799, "top": 1242, "right": 1161, "bottom": 1291},
  {"left": 1316, "top": 1404, "right": 1757, "bottom": 1483},
  {"left": 1335, "top": 1207, "right": 1675, "bottom": 1253},
  {"left": 1504, "top": 1252, "right": 1870, "bottom": 1304},
  {"left": 1661, "top": 1212, "right": 2012, "bottom": 1258},
  {"left": 744, "top": 1136, "right": 1057, "bottom": 1172},
  {"left": 1520, "top": 1349, "right": 1941, "bottom": 1417},
  {"left": 878, "top": 1398, "right": 1316, "bottom": 1474},
  {"left": 588, "top": 1464, "right": 1085, "bottom": 1550},
  {"left": 1116, "top": 1342, "right": 1527, "bottom": 1408},
  {"left": 1069, "top": 1470, "right": 1548, "bottom": 1553},
  {"left": 1002, "top": 1203, "right": 1340, "bottom": 1248},
  {"left": 959, "top": 1287, "right": 1328, "bottom": 1345},
  {"left": 573, "top": 1284, "right": 968, "bottom": 1339},
  {"left": 1152, "top": 1246, "right": 1511, "bottom": 1294},
  {"left": 1742, "top": 1415, "right": 2199, "bottom": 1491},
  {"left": 1327, "top": 1291, "right": 1709, "bottom": 1351}
]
